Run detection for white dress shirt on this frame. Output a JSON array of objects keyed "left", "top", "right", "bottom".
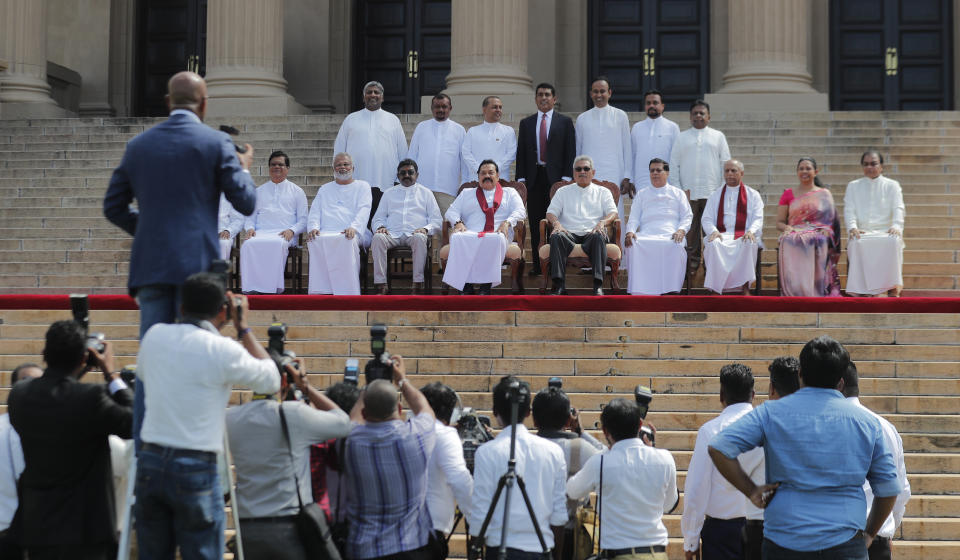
[
  {"left": 371, "top": 183, "right": 442, "bottom": 236},
  {"left": 567, "top": 438, "right": 678, "bottom": 549},
  {"left": 445, "top": 186, "right": 527, "bottom": 241},
  {"left": 546, "top": 182, "right": 618, "bottom": 236},
  {"left": 426, "top": 420, "right": 474, "bottom": 534},
  {"left": 843, "top": 175, "right": 906, "bottom": 232},
  {"left": 627, "top": 184, "right": 693, "bottom": 235},
  {"left": 468, "top": 424, "right": 568, "bottom": 551},
  {"left": 701, "top": 183, "right": 765, "bottom": 238},
  {"left": 334, "top": 108, "right": 408, "bottom": 191},
  {"left": 462, "top": 122, "right": 517, "bottom": 181},
  {"left": 218, "top": 193, "right": 244, "bottom": 237},
  {"left": 681, "top": 402, "right": 764, "bottom": 552},
  {"left": 669, "top": 126, "right": 731, "bottom": 200},
  {"left": 0, "top": 415, "right": 24, "bottom": 531},
  {"left": 244, "top": 179, "right": 309, "bottom": 241},
  {"left": 847, "top": 397, "right": 911, "bottom": 538},
  {"left": 576, "top": 105, "right": 632, "bottom": 183},
  {"left": 138, "top": 322, "right": 279, "bottom": 453},
  {"left": 307, "top": 180, "right": 373, "bottom": 234},
  {"left": 407, "top": 118, "right": 466, "bottom": 196},
  {"left": 630, "top": 116, "right": 680, "bottom": 188}
]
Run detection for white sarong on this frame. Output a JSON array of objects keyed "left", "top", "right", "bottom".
[
  {"left": 219, "top": 238, "right": 233, "bottom": 261},
  {"left": 626, "top": 236, "right": 687, "bottom": 295},
  {"left": 442, "top": 232, "right": 508, "bottom": 291},
  {"left": 240, "top": 232, "right": 290, "bottom": 293},
  {"left": 703, "top": 235, "right": 759, "bottom": 293},
  {"left": 846, "top": 233, "right": 904, "bottom": 295},
  {"left": 307, "top": 232, "right": 361, "bottom": 295}
]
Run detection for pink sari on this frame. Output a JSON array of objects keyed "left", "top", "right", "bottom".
[{"left": 777, "top": 188, "right": 841, "bottom": 296}]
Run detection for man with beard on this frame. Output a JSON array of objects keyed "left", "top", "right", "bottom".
[
  {"left": 630, "top": 90, "right": 680, "bottom": 191},
  {"left": 370, "top": 159, "right": 443, "bottom": 294},
  {"left": 306, "top": 153, "right": 372, "bottom": 295},
  {"left": 333, "top": 81, "right": 408, "bottom": 222},
  {"left": 462, "top": 96, "right": 517, "bottom": 182},
  {"left": 408, "top": 94, "right": 466, "bottom": 217}
]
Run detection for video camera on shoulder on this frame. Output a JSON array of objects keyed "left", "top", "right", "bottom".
[
  {"left": 634, "top": 384, "right": 655, "bottom": 445},
  {"left": 364, "top": 323, "right": 393, "bottom": 383},
  {"left": 70, "top": 294, "right": 106, "bottom": 367},
  {"left": 456, "top": 406, "right": 493, "bottom": 473}
]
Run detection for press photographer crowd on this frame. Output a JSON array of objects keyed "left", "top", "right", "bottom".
[{"left": 0, "top": 274, "right": 909, "bottom": 560}]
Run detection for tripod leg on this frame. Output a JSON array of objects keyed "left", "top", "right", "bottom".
[{"left": 476, "top": 475, "right": 508, "bottom": 544}]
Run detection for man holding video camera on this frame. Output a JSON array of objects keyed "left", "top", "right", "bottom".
[
  {"left": 134, "top": 272, "right": 279, "bottom": 560},
  {"left": 8, "top": 321, "right": 132, "bottom": 560}
]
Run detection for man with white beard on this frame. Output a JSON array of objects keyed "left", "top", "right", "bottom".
[
  {"left": 333, "top": 81, "right": 407, "bottom": 223},
  {"left": 461, "top": 96, "right": 517, "bottom": 182},
  {"left": 239, "top": 151, "right": 308, "bottom": 293},
  {"left": 306, "top": 153, "right": 372, "bottom": 295},
  {"left": 217, "top": 193, "right": 244, "bottom": 261},
  {"left": 630, "top": 90, "right": 680, "bottom": 191},
  {"left": 844, "top": 151, "right": 906, "bottom": 297},
  {"left": 407, "top": 93, "right": 465, "bottom": 217},
  {"left": 700, "top": 160, "right": 764, "bottom": 295},
  {"left": 625, "top": 158, "right": 692, "bottom": 295}
]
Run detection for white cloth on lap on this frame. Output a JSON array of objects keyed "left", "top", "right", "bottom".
[
  {"left": 307, "top": 233, "right": 361, "bottom": 295},
  {"left": 703, "top": 235, "right": 759, "bottom": 293},
  {"left": 241, "top": 232, "right": 290, "bottom": 293},
  {"left": 219, "top": 238, "right": 233, "bottom": 261},
  {"left": 627, "top": 237, "right": 687, "bottom": 295},
  {"left": 846, "top": 233, "right": 904, "bottom": 295},
  {"left": 442, "top": 232, "right": 508, "bottom": 291}
]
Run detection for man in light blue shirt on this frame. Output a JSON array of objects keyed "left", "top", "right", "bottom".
[{"left": 708, "top": 336, "right": 901, "bottom": 560}]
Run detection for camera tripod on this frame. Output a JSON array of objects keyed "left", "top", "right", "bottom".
[{"left": 473, "top": 382, "right": 549, "bottom": 560}]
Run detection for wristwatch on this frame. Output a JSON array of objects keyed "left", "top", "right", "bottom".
[{"left": 397, "top": 378, "right": 406, "bottom": 390}]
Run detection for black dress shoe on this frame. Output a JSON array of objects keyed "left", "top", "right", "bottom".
[{"left": 477, "top": 283, "right": 492, "bottom": 295}]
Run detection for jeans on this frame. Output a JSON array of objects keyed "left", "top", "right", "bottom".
[
  {"left": 134, "top": 284, "right": 182, "bottom": 450},
  {"left": 762, "top": 534, "right": 868, "bottom": 560},
  {"left": 134, "top": 445, "right": 224, "bottom": 560}
]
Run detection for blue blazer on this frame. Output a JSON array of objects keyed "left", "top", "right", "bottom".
[{"left": 104, "top": 112, "right": 257, "bottom": 293}]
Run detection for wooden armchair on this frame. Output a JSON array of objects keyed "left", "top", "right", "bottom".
[
  {"left": 537, "top": 180, "right": 623, "bottom": 294},
  {"left": 438, "top": 181, "right": 528, "bottom": 294}
]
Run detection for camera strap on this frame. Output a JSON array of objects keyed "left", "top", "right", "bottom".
[
  {"left": 181, "top": 317, "right": 220, "bottom": 335},
  {"left": 593, "top": 455, "right": 602, "bottom": 556},
  {"left": 277, "top": 403, "right": 307, "bottom": 511}
]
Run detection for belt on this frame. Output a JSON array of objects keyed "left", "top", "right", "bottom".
[
  {"left": 602, "top": 545, "right": 666, "bottom": 557},
  {"left": 745, "top": 519, "right": 764, "bottom": 528},
  {"left": 241, "top": 515, "right": 298, "bottom": 523},
  {"left": 705, "top": 515, "right": 746, "bottom": 523},
  {"left": 141, "top": 442, "right": 216, "bottom": 461},
  {"left": 873, "top": 535, "right": 890, "bottom": 544}
]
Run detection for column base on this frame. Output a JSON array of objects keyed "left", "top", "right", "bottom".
[
  {"left": 427, "top": 93, "right": 537, "bottom": 116},
  {"left": 703, "top": 93, "right": 829, "bottom": 113},
  {"left": 0, "top": 101, "right": 67, "bottom": 119},
  {"left": 205, "top": 95, "right": 312, "bottom": 117}
]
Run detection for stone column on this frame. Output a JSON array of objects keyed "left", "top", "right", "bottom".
[
  {"left": 440, "top": 0, "right": 535, "bottom": 115},
  {"left": 706, "top": 0, "right": 827, "bottom": 112},
  {"left": 204, "top": 0, "right": 310, "bottom": 117},
  {"left": 0, "top": 0, "right": 65, "bottom": 118}
]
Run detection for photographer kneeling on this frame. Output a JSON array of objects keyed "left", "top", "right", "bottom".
[
  {"left": 226, "top": 356, "right": 351, "bottom": 559},
  {"left": 135, "top": 272, "right": 280, "bottom": 560}
]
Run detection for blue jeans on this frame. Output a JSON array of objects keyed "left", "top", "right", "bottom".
[
  {"left": 134, "top": 284, "right": 181, "bottom": 450},
  {"left": 763, "top": 534, "right": 868, "bottom": 560},
  {"left": 134, "top": 445, "right": 224, "bottom": 560}
]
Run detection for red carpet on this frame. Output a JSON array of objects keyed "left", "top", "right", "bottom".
[{"left": 1, "top": 294, "right": 958, "bottom": 313}]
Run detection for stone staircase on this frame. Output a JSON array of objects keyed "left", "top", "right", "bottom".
[
  {"left": 0, "top": 308, "right": 958, "bottom": 558},
  {"left": 1, "top": 111, "right": 959, "bottom": 294}
]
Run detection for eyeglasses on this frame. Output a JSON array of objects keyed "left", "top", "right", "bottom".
[
  {"left": 861, "top": 162, "right": 881, "bottom": 167},
  {"left": 398, "top": 170, "right": 416, "bottom": 176},
  {"left": 574, "top": 166, "right": 592, "bottom": 172}
]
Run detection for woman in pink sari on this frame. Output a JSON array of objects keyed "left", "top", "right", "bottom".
[{"left": 777, "top": 157, "right": 841, "bottom": 296}]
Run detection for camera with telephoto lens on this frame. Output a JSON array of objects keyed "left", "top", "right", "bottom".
[
  {"left": 364, "top": 323, "right": 393, "bottom": 383},
  {"left": 267, "top": 322, "right": 299, "bottom": 382},
  {"left": 634, "top": 384, "right": 655, "bottom": 444},
  {"left": 70, "top": 294, "right": 106, "bottom": 367},
  {"left": 456, "top": 407, "right": 492, "bottom": 473}
]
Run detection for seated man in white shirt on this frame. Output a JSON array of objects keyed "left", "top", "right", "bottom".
[
  {"left": 306, "top": 152, "right": 372, "bottom": 295},
  {"left": 217, "top": 193, "right": 244, "bottom": 261},
  {"left": 567, "top": 398, "right": 678, "bottom": 560},
  {"left": 844, "top": 151, "right": 906, "bottom": 297},
  {"left": 371, "top": 159, "right": 442, "bottom": 294},
  {"left": 240, "top": 150, "right": 308, "bottom": 293},
  {"left": 625, "top": 158, "right": 693, "bottom": 295},
  {"left": 544, "top": 155, "right": 618, "bottom": 296},
  {"left": 442, "top": 160, "right": 526, "bottom": 295},
  {"left": 701, "top": 159, "right": 764, "bottom": 295}
]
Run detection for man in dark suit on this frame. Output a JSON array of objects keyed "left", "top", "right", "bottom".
[
  {"left": 104, "top": 70, "right": 257, "bottom": 444},
  {"left": 516, "top": 82, "right": 577, "bottom": 274},
  {"left": 8, "top": 321, "right": 133, "bottom": 560}
]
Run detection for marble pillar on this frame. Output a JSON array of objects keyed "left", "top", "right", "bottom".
[
  {"left": 0, "top": 0, "right": 66, "bottom": 118},
  {"left": 204, "top": 0, "right": 310, "bottom": 116}
]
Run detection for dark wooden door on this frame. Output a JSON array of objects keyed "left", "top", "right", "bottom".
[
  {"left": 830, "top": 0, "right": 953, "bottom": 110},
  {"left": 134, "top": 0, "right": 207, "bottom": 117},
  {"left": 353, "top": 0, "right": 451, "bottom": 113},
  {"left": 587, "top": 0, "right": 709, "bottom": 111}
]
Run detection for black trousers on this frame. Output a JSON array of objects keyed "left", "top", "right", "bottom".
[
  {"left": 742, "top": 520, "right": 763, "bottom": 560},
  {"left": 549, "top": 231, "right": 607, "bottom": 285},
  {"left": 26, "top": 543, "right": 113, "bottom": 560},
  {"left": 867, "top": 537, "right": 891, "bottom": 560},
  {"left": 0, "top": 528, "right": 22, "bottom": 560},
  {"left": 528, "top": 167, "right": 551, "bottom": 270},
  {"left": 686, "top": 198, "right": 708, "bottom": 274},
  {"left": 701, "top": 516, "right": 745, "bottom": 560},
  {"left": 367, "top": 187, "right": 385, "bottom": 231}
]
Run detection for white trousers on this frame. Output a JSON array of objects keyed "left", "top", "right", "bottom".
[
  {"left": 240, "top": 233, "right": 290, "bottom": 293},
  {"left": 307, "top": 232, "right": 361, "bottom": 295},
  {"left": 626, "top": 236, "right": 687, "bottom": 295},
  {"left": 219, "top": 238, "right": 233, "bottom": 261},
  {"left": 846, "top": 233, "right": 904, "bottom": 295},
  {"left": 371, "top": 232, "right": 430, "bottom": 284},
  {"left": 442, "top": 232, "right": 507, "bottom": 291},
  {"left": 703, "top": 235, "right": 759, "bottom": 293}
]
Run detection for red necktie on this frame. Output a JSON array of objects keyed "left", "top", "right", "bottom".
[{"left": 539, "top": 112, "right": 548, "bottom": 163}]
